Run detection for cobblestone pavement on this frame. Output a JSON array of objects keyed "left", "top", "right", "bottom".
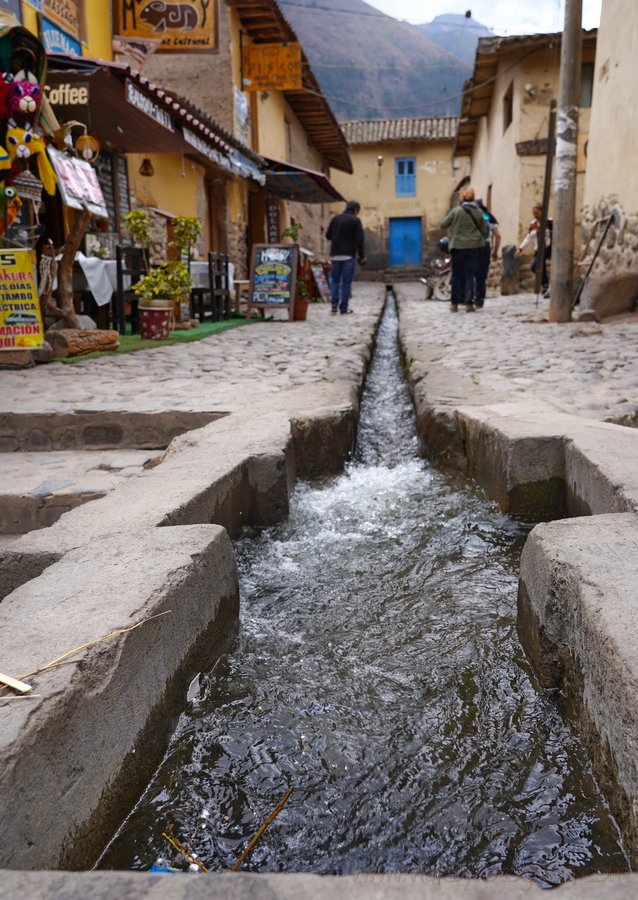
[
  {"left": 395, "top": 284, "right": 638, "bottom": 427},
  {"left": 0, "top": 290, "right": 384, "bottom": 416}
]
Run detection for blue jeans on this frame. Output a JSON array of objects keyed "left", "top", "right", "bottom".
[
  {"left": 330, "top": 257, "right": 355, "bottom": 312},
  {"left": 451, "top": 247, "right": 480, "bottom": 306}
]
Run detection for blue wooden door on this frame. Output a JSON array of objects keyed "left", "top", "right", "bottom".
[{"left": 389, "top": 217, "right": 422, "bottom": 266}]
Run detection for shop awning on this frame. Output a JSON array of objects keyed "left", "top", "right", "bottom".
[
  {"left": 45, "top": 55, "right": 265, "bottom": 184},
  {"left": 263, "top": 157, "right": 345, "bottom": 204}
]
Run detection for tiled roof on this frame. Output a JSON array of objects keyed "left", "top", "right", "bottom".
[{"left": 341, "top": 117, "right": 458, "bottom": 146}]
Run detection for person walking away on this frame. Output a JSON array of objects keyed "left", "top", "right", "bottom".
[
  {"left": 474, "top": 200, "right": 501, "bottom": 308},
  {"left": 440, "top": 187, "right": 487, "bottom": 312},
  {"left": 326, "top": 200, "right": 366, "bottom": 314},
  {"left": 515, "top": 204, "right": 553, "bottom": 297}
]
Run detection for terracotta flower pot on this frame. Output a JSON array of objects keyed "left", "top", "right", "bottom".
[{"left": 293, "top": 298, "right": 309, "bottom": 321}]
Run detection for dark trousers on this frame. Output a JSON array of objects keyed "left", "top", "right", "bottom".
[
  {"left": 330, "top": 257, "right": 355, "bottom": 312},
  {"left": 475, "top": 243, "right": 491, "bottom": 305},
  {"left": 531, "top": 246, "right": 552, "bottom": 291},
  {"left": 451, "top": 247, "right": 480, "bottom": 306}
]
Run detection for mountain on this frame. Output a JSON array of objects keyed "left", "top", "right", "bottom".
[
  {"left": 277, "top": 0, "right": 473, "bottom": 121},
  {"left": 415, "top": 14, "right": 494, "bottom": 68}
]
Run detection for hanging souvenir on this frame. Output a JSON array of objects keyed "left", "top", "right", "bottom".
[{"left": 5, "top": 126, "right": 56, "bottom": 195}]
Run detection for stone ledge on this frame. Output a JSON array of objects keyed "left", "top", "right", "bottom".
[
  {"left": 0, "top": 870, "right": 637, "bottom": 898},
  {"left": 518, "top": 514, "right": 638, "bottom": 859},
  {"left": 0, "top": 525, "right": 238, "bottom": 870}
]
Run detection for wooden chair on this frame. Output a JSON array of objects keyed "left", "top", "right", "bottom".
[
  {"left": 190, "top": 252, "right": 232, "bottom": 322},
  {"left": 113, "top": 245, "right": 148, "bottom": 335}
]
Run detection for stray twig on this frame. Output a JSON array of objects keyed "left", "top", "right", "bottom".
[
  {"left": 231, "top": 787, "right": 294, "bottom": 872},
  {"left": 0, "top": 611, "right": 172, "bottom": 697},
  {"left": 162, "top": 823, "right": 209, "bottom": 872}
]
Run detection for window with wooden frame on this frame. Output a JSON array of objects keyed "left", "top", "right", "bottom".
[
  {"left": 503, "top": 81, "right": 514, "bottom": 133},
  {"left": 395, "top": 157, "right": 416, "bottom": 197}
]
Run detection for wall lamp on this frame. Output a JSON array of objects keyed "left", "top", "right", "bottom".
[{"left": 139, "top": 157, "right": 155, "bottom": 177}]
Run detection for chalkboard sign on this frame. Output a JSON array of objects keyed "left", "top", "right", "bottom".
[
  {"left": 93, "top": 150, "right": 116, "bottom": 226},
  {"left": 247, "top": 244, "right": 298, "bottom": 320},
  {"left": 310, "top": 264, "right": 331, "bottom": 302}
]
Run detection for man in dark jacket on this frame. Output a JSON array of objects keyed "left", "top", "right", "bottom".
[{"left": 326, "top": 200, "right": 366, "bottom": 314}]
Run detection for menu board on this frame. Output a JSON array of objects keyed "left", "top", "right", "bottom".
[
  {"left": 0, "top": 249, "right": 45, "bottom": 351},
  {"left": 247, "top": 244, "right": 298, "bottom": 319},
  {"left": 48, "top": 148, "right": 108, "bottom": 218},
  {"left": 310, "top": 264, "right": 331, "bottom": 302}
]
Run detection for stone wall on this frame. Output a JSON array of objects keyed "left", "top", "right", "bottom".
[{"left": 580, "top": 200, "right": 638, "bottom": 318}]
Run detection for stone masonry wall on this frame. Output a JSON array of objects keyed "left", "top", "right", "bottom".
[{"left": 580, "top": 199, "right": 638, "bottom": 318}]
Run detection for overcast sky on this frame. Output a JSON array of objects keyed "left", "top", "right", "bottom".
[{"left": 365, "top": 1, "right": 602, "bottom": 35}]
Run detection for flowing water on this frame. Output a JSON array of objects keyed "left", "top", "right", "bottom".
[{"left": 99, "top": 297, "right": 629, "bottom": 885}]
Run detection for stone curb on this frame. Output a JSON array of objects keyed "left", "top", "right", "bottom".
[
  {"left": 395, "top": 292, "right": 638, "bottom": 865},
  {"left": 0, "top": 525, "right": 238, "bottom": 870}
]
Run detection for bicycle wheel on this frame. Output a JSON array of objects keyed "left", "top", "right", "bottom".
[{"left": 432, "top": 275, "right": 452, "bottom": 301}]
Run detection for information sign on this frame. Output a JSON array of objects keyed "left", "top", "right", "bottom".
[
  {"left": 241, "top": 43, "right": 302, "bottom": 92},
  {"left": 0, "top": 248, "right": 45, "bottom": 351},
  {"left": 310, "top": 264, "right": 331, "bottom": 302},
  {"left": 247, "top": 244, "right": 298, "bottom": 320}
]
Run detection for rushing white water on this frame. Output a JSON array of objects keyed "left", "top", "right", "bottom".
[{"left": 99, "top": 297, "right": 628, "bottom": 884}]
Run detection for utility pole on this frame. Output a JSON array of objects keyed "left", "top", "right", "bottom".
[{"left": 550, "top": 0, "right": 583, "bottom": 323}]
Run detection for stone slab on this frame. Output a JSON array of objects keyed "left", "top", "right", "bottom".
[
  {"left": 0, "top": 870, "right": 637, "bottom": 899},
  {"left": 0, "top": 449, "right": 162, "bottom": 534},
  {"left": 518, "top": 513, "right": 638, "bottom": 858},
  {"left": 0, "top": 525, "right": 239, "bottom": 870}
]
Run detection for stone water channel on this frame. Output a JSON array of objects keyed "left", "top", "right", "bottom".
[{"left": 99, "top": 298, "right": 629, "bottom": 885}]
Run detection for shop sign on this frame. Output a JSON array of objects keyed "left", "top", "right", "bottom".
[
  {"left": 266, "top": 199, "right": 280, "bottom": 243},
  {"left": 42, "top": 0, "right": 81, "bottom": 38},
  {"left": 0, "top": 1, "right": 22, "bottom": 23},
  {"left": 0, "top": 249, "right": 44, "bottom": 351},
  {"left": 182, "top": 127, "right": 230, "bottom": 171},
  {"left": 40, "top": 17, "right": 82, "bottom": 55},
  {"left": 44, "top": 81, "right": 89, "bottom": 106},
  {"left": 48, "top": 147, "right": 109, "bottom": 218},
  {"left": 125, "top": 80, "right": 174, "bottom": 131},
  {"left": 241, "top": 43, "right": 302, "bottom": 92},
  {"left": 113, "top": 0, "right": 217, "bottom": 54}
]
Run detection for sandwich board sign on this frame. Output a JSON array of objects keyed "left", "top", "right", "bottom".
[{"left": 247, "top": 244, "right": 298, "bottom": 320}]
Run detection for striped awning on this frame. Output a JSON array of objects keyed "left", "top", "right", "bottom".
[{"left": 263, "top": 157, "right": 344, "bottom": 204}]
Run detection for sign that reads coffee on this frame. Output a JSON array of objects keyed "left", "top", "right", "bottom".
[
  {"left": 44, "top": 81, "right": 89, "bottom": 106},
  {"left": 113, "top": 0, "right": 217, "bottom": 54}
]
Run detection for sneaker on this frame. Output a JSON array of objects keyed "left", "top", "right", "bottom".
[
  {"left": 474, "top": 302, "right": 484, "bottom": 309},
  {"left": 450, "top": 304, "right": 459, "bottom": 313},
  {"left": 331, "top": 307, "right": 338, "bottom": 315},
  {"left": 466, "top": 304, "right": 476, "bottom": 312},
  {"left": 340, "top": 309, "right": 353, "bottom": 314}
]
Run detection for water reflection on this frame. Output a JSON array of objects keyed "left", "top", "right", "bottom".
[{"left": 99, "top": 298, "right": 628, "bottom": 884}]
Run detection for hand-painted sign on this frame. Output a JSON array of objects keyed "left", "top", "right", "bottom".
[
  {"left": 310, "top": 263, "right": 331, "bottom": 302},
  {"left": 43, "top": 0, "right": 81, "bottom": 38},
  {"left": 0, "top": 249, "right": 44, "bottom": 351},
  {"left": 247, "top": 244, "right": 298, "bottom": 320},
  {"left": 113, "top": 0, "right": 217, "bottom": 54},
  {"left": 242, "top": 43, "right": 302, "bottom": 92},
  {"left": 40, "top": 17, "right": 82, "bottom": 55},
  {"left": 0, "top": 1, "right": 22, "bottom": 22},
  {"left": 48, "top": 148, "right": 109, "bottom": 218}
]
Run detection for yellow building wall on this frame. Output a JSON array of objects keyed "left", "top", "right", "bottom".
[
  {"left": 584, "top": 1, "right": 638, "bottom": 213},
  {"left": 128, "top": 153, "right": 203, "bottom": 219},
  {"left": 330, "top": 140, "right": 468, "bottom": 267},
  {"left": 255, "top": 91, "right": 287, "bottom": 161}
]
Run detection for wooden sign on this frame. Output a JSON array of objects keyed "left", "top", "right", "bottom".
[
  {"left": 43, "top": 0, "right": 81, "bottom": 38},
  {"left": 310, "top": 264, "right": 330, "bottom": 302},
  {"left": 247, "top": 244, "right": 298, "bottom": 320},
  {"left": 113, "top": 0, "right": 217, "bottom": 53},
  {"left": 242, "top": 43, "right": 302, "bottom": 92}
]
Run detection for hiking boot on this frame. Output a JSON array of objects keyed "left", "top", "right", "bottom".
[
  {"left": 466, "top": 304, "right": 476, "bottom": 312},
  {"left": 450, "top": 303, "right": 459, "bottom": 312}
]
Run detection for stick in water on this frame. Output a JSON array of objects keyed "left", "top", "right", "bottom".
[{"left": 231, "top": 786, "right": 294, "bottom": 872}]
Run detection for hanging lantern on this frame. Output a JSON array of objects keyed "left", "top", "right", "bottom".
[{"left": 76, "top": 133, "right": 101, "bottom": 162}]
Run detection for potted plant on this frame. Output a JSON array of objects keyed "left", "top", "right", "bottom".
[
  {"left": 133, "top": 260, "right": 193, "bottom": 340},
  {"left": 281, "top": 222, "right": 311, "bottom": 320},
  {"left": 123, "top": 209, "right": 152, "bottom": 269}
]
